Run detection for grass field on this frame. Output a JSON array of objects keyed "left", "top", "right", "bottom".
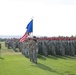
[{"left": 0, "top": 42, "right": 76, "bottom": 75}]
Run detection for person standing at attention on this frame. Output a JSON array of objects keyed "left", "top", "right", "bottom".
[{"left": 29, "top": 36, "right": 38, "bottom": 64}]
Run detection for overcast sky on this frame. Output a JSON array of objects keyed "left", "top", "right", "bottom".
[{"left": 0, "top": 0, "right": 76, "bottom": 37}]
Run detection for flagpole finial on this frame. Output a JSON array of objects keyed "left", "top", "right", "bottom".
[{"left": 31, "top": 17, "right": 34, "bottom": 20}]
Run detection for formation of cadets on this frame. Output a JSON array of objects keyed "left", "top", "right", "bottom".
[
  {"left": 5, "top": 37, "right": 76, "bottom": 63},
  {"left": 5, "top": 36, "right": 38, "bottom": 64},
  {"left": 38, "top": 37, "right": 76, "bottom": 56}
]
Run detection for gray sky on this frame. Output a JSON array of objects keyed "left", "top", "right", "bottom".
[{"left": 0, "top": 0, "right": 76, "bottom": 37}]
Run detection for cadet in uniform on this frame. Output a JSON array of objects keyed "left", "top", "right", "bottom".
[
  {"left": 29, "top": 36, "right": 38, "bottom": 64},
  {"left": 0, "top": 43, "right": 1, "bottom": 57},
  {"left": 24, "top": 40, "right": 29, "bottom": 58},
  {"left": 0, "top": 43, "right": 1, "bottom": 49}
]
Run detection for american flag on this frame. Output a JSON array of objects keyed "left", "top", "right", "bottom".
[
  {"left": 20, "top": 19, "right": 33, "bottom": 42},
  {"left": 20, "top": 32, "right": 28, "bottom": 42}
]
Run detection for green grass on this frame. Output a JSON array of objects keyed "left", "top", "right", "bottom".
[{"left": 0, "top": 42, "right": 76, "bottom": 75}]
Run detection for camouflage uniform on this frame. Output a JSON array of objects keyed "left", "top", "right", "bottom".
[
  {"left": 0, "top": 43, "right": 1, "bottom": 57},
  {"left": 42, "top": 41, "right": 48, "bottom": 56},
  {"left": 59, "top": 40, "right": 65, "bottom": 56},
  {"left": 7, "top": 41, "right": 10, "bottom": 49},
  {"left": 22, "top": 42, "right": 26, "bottom": 55},
  {"left": 38, "top": 41, "right": 43, "bottom": 55},
  {"left": 29, "top": 38, "right": 38, "bottom": 63},
  {"left": 24, "top": 42, "right": 29, "bottom": 58},
  {"left": 0, "top": 43, "right": 1, "bottom": 49},
  {"left": 18, "top": 42, "right": 23, "bottom": 52}
]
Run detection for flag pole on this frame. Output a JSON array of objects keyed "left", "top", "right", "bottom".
[
  {"left": 32, "top": 17, "right": 33, "bottom": 38},
  {"left": 30, "top": 17, "right": 33, "bottom": 38}
]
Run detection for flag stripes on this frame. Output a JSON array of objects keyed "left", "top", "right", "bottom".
[{"left": 20, "top": 32, "right": 28, "bottom": 42}]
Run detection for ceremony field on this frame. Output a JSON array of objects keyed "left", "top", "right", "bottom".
[{"left": 0, "top": 42, "right": 76, "bottom": 75}]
